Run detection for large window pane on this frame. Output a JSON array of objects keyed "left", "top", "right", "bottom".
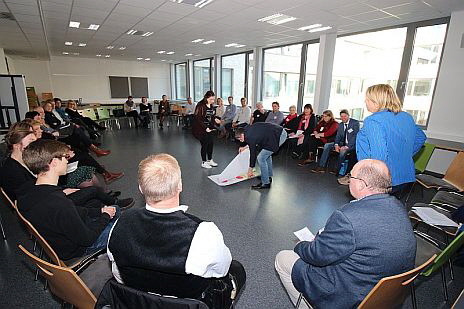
[
  {"left": 403, "top": 24, "right": 447, "bottom": 125},
  {"left": 262, "top": 44, "right": 302, "bottom": 111},
  {"left": 175, "top": 63, "right": 187, "bottom": 100},
  {"left": 221, "top": 53, "right": 246, "bottom": 101},
  {"left": 303, "top": 43, "right": 320, "bottom": 106},
  {"left": 194, "top": 59, "right": 212, "bottom": 102},
  {"left": 329, "top": 28, "right": 407, "bottom": 120}
]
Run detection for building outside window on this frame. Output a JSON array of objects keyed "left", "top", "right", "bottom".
[
  {"left": 221, "top": 53, "right": 246, "bottom": 102},
  {"left": 193, "top": 59, "right": 212, "bottom": 102},
  {"left": 175, "top": 62, "right": 187, "bottom": 100}
]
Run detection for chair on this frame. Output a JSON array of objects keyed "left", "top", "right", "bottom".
[
  {"left": 431, "top": 190, "right": 464, "bottom": 209},
  {"left": 82, "top": 108, "right": 98, "bottom": 121},
  {"left": 19, "top": 245, "right": 97, "bottom": 309},
  {"left": 95, "top": 278, "right": 210, "bottom": 309},
  {"left": 295, "top": 254, "right": 436, "bottom": 309},
  {"left": 452, "top": 288, "right": 464, "bottom": 309},
  {"left": 0, "top": 187, "right": 17, "bottom": 240},
  {"left": 416, "top": 151, "right": 464, "bottom": 192},
  {"left": 414, "top": 143, "right": 436, "bottom": 173}
]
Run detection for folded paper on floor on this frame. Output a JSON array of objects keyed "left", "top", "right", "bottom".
[{"left": 208, "top": 148, "right": 259, "bottom": 186}]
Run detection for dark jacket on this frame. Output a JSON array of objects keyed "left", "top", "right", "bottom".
[
  {"left": 291, "top": 194, "right": 416, "bottom": 309},
  {"left": 291, "top": 114, "right": 316, "bottom": 136},
  {"left": 314, "top": 119, "right": 338, "bottom": 144},
  {"left": 243, "top": 122, "right": 284, "bottom": 168},
  {"left": 334, "top": 118, "right": 360, "bottom": 150},
  {"left": 65, "top": 108, "right": 84, "bottom": 121},
  {"left": 44, "top": 111, "right": 62, "bottom": 129},
  {"left": 0, "top": 157, "right": 35, "bottom": 200},
  {"left": 192, "top": 102, "right": 216, "bottom": 140}
]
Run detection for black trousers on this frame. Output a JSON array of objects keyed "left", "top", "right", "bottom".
[
  {"left": 126, "top": 110, "right": 143, "bottom": 126},
  {"left": 69, "top": 148, "right": 106, "bottom": 174},
  {"left": 200, "top": 133, "right": 214, "bottom": 161},
  {"left": 67, "top": 186, "right": 116, "bottom": 209}
]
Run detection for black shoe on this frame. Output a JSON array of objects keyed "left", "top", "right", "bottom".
[
  {"left": 257, "top": 176, "right": 272, "bottom": 183},
  {"left": 115, "top": 198, "right": 134, "bottom": 210},
  {"left": 251, "top": 183, "right": 271, "bottom": 189},
  {"left": 108, "top": 190, "right": 121, "bottom": 198}
]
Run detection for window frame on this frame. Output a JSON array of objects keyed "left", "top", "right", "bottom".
[
  {"left": 193, "top": 57, "right": 214, "bottom": 102},
  {"left": 174, "top": 62, "right": 188, "bottom": 101},
  {"left": 220, "top": 50, "right": 254, "bottom": 101}
]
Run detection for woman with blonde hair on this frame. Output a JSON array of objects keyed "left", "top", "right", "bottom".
[{"left": 355, "top": 84, "right": 426, "bottom": 195}]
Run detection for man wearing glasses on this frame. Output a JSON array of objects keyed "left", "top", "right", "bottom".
[
  {"left": 18, "top": 139, "right": 119, "bottom": 260},
  {"left": 275, "top": 159, "right": 416, "bottom": 309}
]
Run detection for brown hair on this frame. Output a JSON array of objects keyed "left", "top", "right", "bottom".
[
  {"left": 138, "top": 153, "right": 181, "bottom": 203},
  {"left": 319, "top": 110, "right": 335, "bottom": 124},
  {"left": 4, "top": 121, "right": 34, "bottom": 151},
  {"left": 22, "top": 139, "right": 70, "bottom": 175},
  {"left": 365, "top": 84, "right": 402, "bottom": 114}
]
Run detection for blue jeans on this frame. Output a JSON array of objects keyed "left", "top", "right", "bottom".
[
  {"left": 84, "top": 206, "right": 121, "bottom": 255},
  {"left": 257, "top": 130, "right": 287, "bottom": 185},
  {"left": 318, "top": 142, "right": 350, "bottom": 171}
]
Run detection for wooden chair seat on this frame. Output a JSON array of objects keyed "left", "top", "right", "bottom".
[{"left": 416, "top": 174, "right": 459, "bottom": 191}]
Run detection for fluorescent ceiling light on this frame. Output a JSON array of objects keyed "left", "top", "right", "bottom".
[
  {"left": 157, "top": 50, "right": 166, "bottom": 54},
  {"left": 258, "top": 14, "right": 282, "bottom": 22},
  {"left": 192, "top": 39, "right": 203, "bottom": 43},
  {"left": 273, "top": 17, "right": 296, "bottom": 25},
  {"left": 106, "top": 46, "right": 114, "bottom": 49},
  {"left": 142, "top": 31, "right": 154, "bottom": 37},
  {"left": 185, "top": 53, "right": 193, "bottom": 56},
  {"left": 96, "top": 54, "right": 102, "bottom": 57},
  {"left": 88, "top": 24, "right": 100, "bottom": 30},
  {"left": 144, "top": 58, "right": 151, "bottom": 61},
  {"left": 298, "top": 24, "right": 322, "bottom": 31},
  {"left": 258, "top": 13, "right": 296, "bottom": 25},
  {"left": 202, "top": 40, "right": 215, "bottom": 44},
  {"left": 166, "top": 51, "right": 175, "bottom": 55},
  {"left": 225, "top": 43, "right": 238, "bottom": 47},
  {"left": 62, "top": 52, "right": 69, "bottom": 55},
  {"left": 118, "top": 47, "right": 126, "bottom": 50},
  {"left": 126, "top": 29, "right": 137, "bottom": 35},
  {"left": 69, "top": 21, "right": 80, "bottom": 28},
  {"left": 308, "top": 26, "right": 332, "bottom": 33},
  {"left": 161, "top": 60, "right": 166, "bottom": 61},
  {"left": 72, "top": 52, "right": 79, "bottom": 56},
  {"left": 194, "top": 54, "right": 201, "bottom": 56},
  {"left": 235, "top": 44, "right": 246, "bottom": 48},
  {"left": 105, "top": 55, "right": 110, "bottom": 58},
  {"left": 195, "top": 0, "right": 213, "bottom": 8},
  {"left": 78, "top": 43, "right": 86, "bottom": 47},
  {"left": 65, "top": 41, "right": 73, "bottom": 46},
  {"left": 137, "top": 57, "right": 143, "bottom": 60}
]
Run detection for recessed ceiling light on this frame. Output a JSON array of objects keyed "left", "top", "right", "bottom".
[
  {"left": 192, "top": 39, "right": 204, "bottom": 43},
  {"left": 106, "top": 46, "right": 114, "bottom": 49},
  {"left": 166, "top": 51, "right": 175, "bottom": 55},
  {"left": 194, "top": 54, "right": 201, "bottom": 56},
  {"left": 96, "top": 54, "right": 102, "bottom": 57},
  {"left": 202, "top": 40, "right": 215, "bottom": 44},
  {"left": 118, "top": 46, "right": 126, "bottom": 50},
  {"left": 88, "top": 24, "right": 100, "bottom": 30},
  {"left": 157, "top": 50, "right": 166, "bottom": 54},
  {"left": 308, "top": 26, "right": 332, "bottom": 33},
  {"left": 258, "top": 13, "right": 296, "bottom": 25},
  {"left": 127, "top": 29, "right": 137, "bottom": 35},
  {"left": 105, "top": 55, "right": 110, "bottom": 58},
  {"left": 72, "top": 52, "right": 79, "bottom": 56},
  {"left": 298, "top": 24, "right": 322, "bottom": 31},
  {"left": 62, "top": 52, "right": 69, "bottom": 55},
  {"left": 144, "top": 58, "right": 151, "bottom": 61},
  {"left": 78, "top": 43, "right": 87, "bottom": 47},
  {"left": 65, "top": 41, "right": 73, "bottom": 46},
  {"left": 235, "top": 44, "right": 246, "bottom": 48},
  {"left": 185, "top": 53, "right": 193, "bottom": 56},
  {"left": 194, "top": 0, "right": 213, "bottom": 8},
  {"left": 137, "top": 57, "right": 143, "bottom": 60},
  {"left": 161, "top": 60, "right": 166, "bottom": 61},
  {"left": 172, "top": 0, "right": 213, "bottom": 8},
  {"left": 69, "top": 21, "right": 80, "bottom": 28},
  {"left": 225, "top": 43, "right": 238, "bottom": 47},
  {"left": 141, "top": 31, "right": 154, "bottom": 37},
  {"left": 258, "top": 14, "right": 282, "bottom": 22}
]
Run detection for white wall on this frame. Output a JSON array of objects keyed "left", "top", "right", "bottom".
[
  {"left": 0, "top": 48, "right": 9, "bottom": 74},
  {"left": 425, "top": 10, "right": 464, "bottom": 143},
  {"left": 9, "top": 56, "right": 171, "bottom": 104}
]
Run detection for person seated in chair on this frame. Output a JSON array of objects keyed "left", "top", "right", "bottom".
[
  {"left": 158, "top": 95, "right": 170, "bottom": 128},
  {"left": 265, "top": 101, "right": 284, "bottom": 125},
  {"left": 65, "top": 100, "right": 106, "bottom": 132},
  {"left": 107, "top": 153, "right": 246, "bottom": 308},
  {"left": 311, "top": 109, "right": 359, "bottom": 174},
  {"left": 287, "top": 104, "right": 316, "bottom": 159},
  {"left": 225, "top": 97, "right": 250, "bottom": 139},
  {"left": 283, "top": 105, "right": 298, "bottom": 130},
  {"left": 182, "top": 97, "right": 196, "bottom": 129},
  {"left": 275, "top": 159, "right": 416, "bottom": 309},
  {"left": 125, "top": 96, "right": 144, "bottom": 128},
  {"left": 250, "top": 102, "right": 267, "bottom": 124},
  {"left": 139, "top": 97, "right": 152, "bottom": 129},
  {"left": 218, "top": 96, "right": 237, "bottom": 138}
]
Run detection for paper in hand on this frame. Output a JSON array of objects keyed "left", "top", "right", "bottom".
[
  {"left": 294, "top": 227, "right": 315, "bottom": 242},
  {"left": 66, "top": 161, "right": 79, "bottom": 174}
]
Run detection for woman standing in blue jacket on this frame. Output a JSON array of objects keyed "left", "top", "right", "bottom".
[{"left": 356, "top": 84, "right": 426, "bottom": 195}]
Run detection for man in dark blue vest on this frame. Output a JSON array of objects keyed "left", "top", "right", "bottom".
[{"left": 107, "top": 153, "right": 245, "bottom": 308}]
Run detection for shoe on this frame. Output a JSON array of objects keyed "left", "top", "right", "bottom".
[
  {"left": 90, "top": 145, "right": 111, "bottom": 157},
  {"left": 201, "top": 162, "right": 212, "bottom": 169},
  {"left": 298, "top": 159, "right": 314, "bottom": 166},
  {"left": 207, "top": 160, "right": 218, "bottom": 167},
  {"left": 251, "top": 182, "right": 271, "bottom": 189},
  {"left": 103, "top": 171, "right": 124, "bottom": 184},
  {"left": 311, "top": 167, "right": 325, "bottom": 173},
  {"left": 115, "top": 198, "right": 134, "bottom": 210},
  {"left": 257, "top": 176, "right": 272, "bottom": 183},
  {"left": 337, "top": 175, "right": 350, "bottom": 185},
  {"left": 328, "top": 168, "right": 338, "bottom": 175},
  {"left": 107, "top": 191, "right": 121, "bottom": 198}
]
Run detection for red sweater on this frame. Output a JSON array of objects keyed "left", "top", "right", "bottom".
[{"left": 314, "top": 120, "right": 338, "bottom": 144}]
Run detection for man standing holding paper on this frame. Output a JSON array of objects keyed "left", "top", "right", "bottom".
[
  {"left": 274, "top": 159, "right": 416, "bottom": 308},
  {"left": 235, "top": 122, "right": 287, "bottom": 189}
]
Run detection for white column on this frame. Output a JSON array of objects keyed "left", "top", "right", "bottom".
[
  {"left": 214, "top": 54, "right": 221, "bottom": 97},
  {"left": 253, "top": 47, "right": 263, "bottom": 109},
  {"left": 314, "top": 33, "right": 336, "bottom": 114}
]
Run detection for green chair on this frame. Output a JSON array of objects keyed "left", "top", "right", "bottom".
[
  {"left": 82, "top": 108, "right": 97, "bottom": 121},
  {"left": 414, "top": 143, "right": 436, "bottom": 173},
  {"left": 96, "top": 107, "right": 110, "bottom": 120}
]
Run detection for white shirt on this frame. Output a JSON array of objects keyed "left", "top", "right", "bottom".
[
  {"left": 52, "top": 109, "right": 65, "bottom": 123},
  {"left": 107, "top": 204, "right": 232, "bottom": 284},
  {"left": 185, "top": 103, "right": 196, "bottom": 115},
  {"left": 233, "top": 106, "right": 251, "bottom": 124}
]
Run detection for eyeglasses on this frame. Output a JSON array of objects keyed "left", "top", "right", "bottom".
[
  {"left": 348, "top": 174, "right": 368, "bottom": 187},
  {"left": 55, "top": 154, "right": 71, "bottom": 160}
]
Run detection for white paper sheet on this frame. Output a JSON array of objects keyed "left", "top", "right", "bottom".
[
  {"left": 208, "top": 149, "right": 259, "bottom": 186},
  {"left": 293, "top": 227, "right": 315, "bottom": 242},
  {"left": 288, "top": 130, "right": 304, "bottom": 139},
  {"left": 412, "top": 207, "right": 459, "bottom": 227},
  {"left": 66, "top": 161, "right": 78, "bottom": 174}
]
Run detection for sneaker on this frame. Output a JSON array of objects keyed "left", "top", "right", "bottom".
[
  {"left": 201, "top": 162, "right": 212, "bottom": 169},
  {"left": 115, "top": 198, "right": 134, "bottom": 210},
  {"left": 207, "top": 159, "right": 218, "bottom": 167},
  {"left": 337, "top": 175, "right": 350, "bottom": 185}
]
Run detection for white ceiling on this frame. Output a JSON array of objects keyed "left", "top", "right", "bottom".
[{"left": 0, "top": 0, "right": 463, "bottom": 63}]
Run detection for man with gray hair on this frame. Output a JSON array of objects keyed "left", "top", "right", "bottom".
[
  {"left": 107, "top": 153, "right": 245, "bottom": 308},
  {"left": 275, "top": 159, "right": 416, "bottom": 309}
]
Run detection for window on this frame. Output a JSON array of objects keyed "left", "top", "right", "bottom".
[
  {"left": 175, "top": 63, "right": 187, "bottom": 100},
  {"left": 329, "top": 28, "right": 407, "bottom": 119},
  {"left": 247, "top": 53, "right": 254, "bottom": 105},
  {"left": 262, "top": 44, "right": 303, "bottom": 111},
  {"left": 221, "top": 68, "right": 233, "bottom": 98},
  {"left": 303, "top": 43, "right": 320, "bottom": 106},
  {"left": 193, "top": 58, "right": 212, "bottom": 102},
  {"left": 221, "top": 53, "right": 246, "bottom": 101},
  {"left": 403, "top": 24, "right": 447, "bottom": 126}
]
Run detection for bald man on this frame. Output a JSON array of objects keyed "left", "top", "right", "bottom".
[{"left": 275, "top": 159, "right": 416, "bottom": 309}]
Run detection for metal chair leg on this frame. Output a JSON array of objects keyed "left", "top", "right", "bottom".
[
  {"left": 441, "top": 267, "right": 449, "bottom": 301},
  {"left": 410, "top": 282, "right": 417, "bottom": 309},
  {"left": 406, "top": 182, "right": 416, "bottom": 203},
  {"left": 34, "top": 247, "right": 44, "bottom": 281},
  {"left": 0, "top": 213, "right": 6, "bottom": 240},
  {"left": 296, "top": 293, "right": 302, "bottom": 308}
]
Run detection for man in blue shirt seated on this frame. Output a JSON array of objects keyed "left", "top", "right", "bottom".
[
  {"left": 218, "top": 96, "right": 237, "bottom": 138},
  {"left": 311, "top": 109, "right": 359, "bottom": 175},
  {"left": 275, "top": 159, "right": 416, "bottom": 309}
]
